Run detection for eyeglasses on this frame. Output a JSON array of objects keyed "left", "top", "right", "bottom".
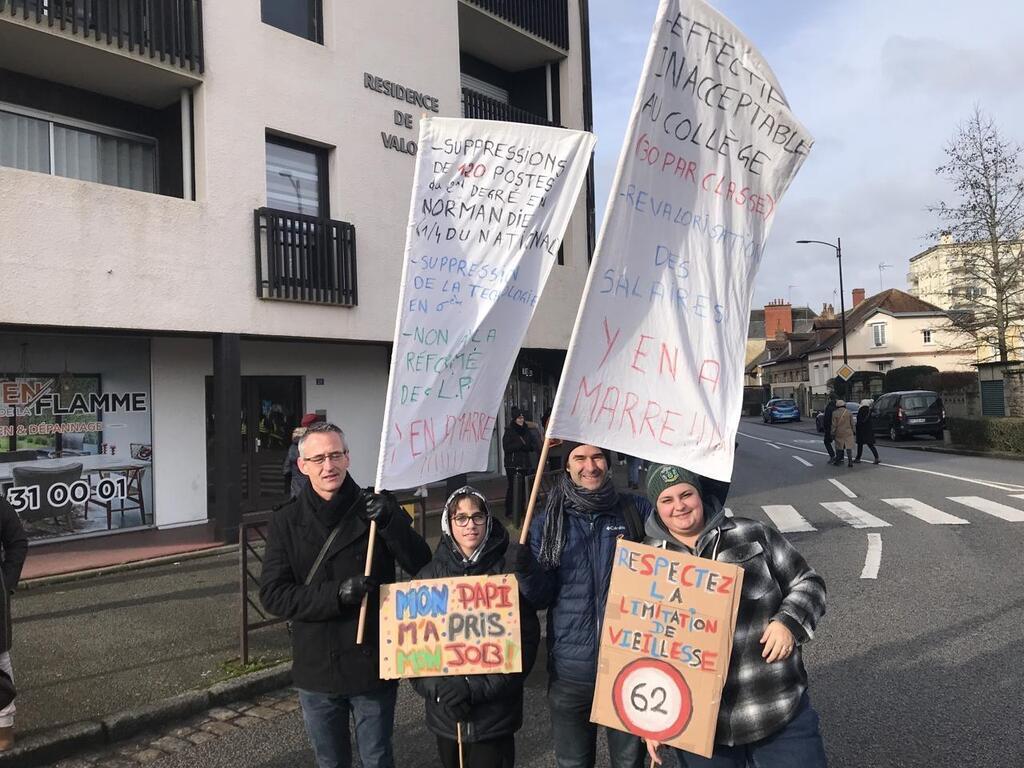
[
  {"left": 301, "top": 450, "right": 349, "bottom": 465},
  {"left": 452, "top": 513, "right": 487, "bottom": 527}
]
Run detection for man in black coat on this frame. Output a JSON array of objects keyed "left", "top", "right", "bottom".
[
  {"left": 0, "top": 498, "right": 27, "bottom": 751},
  {"left": 260, "top": 422, "right": 431, "bottom": 768},
  {"left": 822, "top": 395, "right": 838, "bottom": 465}
]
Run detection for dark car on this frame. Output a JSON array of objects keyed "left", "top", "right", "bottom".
[
  {"left": 870, "top": 390, "right": 945, "bottom": 440},
  {"left": 762, "top": 398, "right": 800, "bottom": 424},
  {"left": 815, "top": 402, "right": 859, "bottom": 433}
]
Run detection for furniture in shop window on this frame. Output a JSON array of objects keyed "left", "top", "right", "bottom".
[
  {"left": 12, "top": 462, "right": 83, "bottom": 528},
  {"left": 87, "top": 444, "right": 149, "bottom": 528},
  {"left": 0, "top": 450, "right": 40, "bottom": 464}
]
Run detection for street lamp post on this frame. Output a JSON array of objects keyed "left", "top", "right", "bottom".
[{"left": 796, "top": 238, "right": 848, "bottom": 366}]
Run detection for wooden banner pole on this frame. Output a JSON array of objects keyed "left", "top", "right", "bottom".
[
  {"left": 518, "top": 434, "right": 554, "bottom": 545},
  {"left": 355, "top": 488, "right": 379, "bottom": 645},
  {"left": 457, "top": 722, "right": 465, "bottom": 768}
]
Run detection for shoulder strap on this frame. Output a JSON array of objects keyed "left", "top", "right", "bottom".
[
  {"left": 619, "top": 495, "right": 644, "bottom": 542},
  {"left": 304, "top": 521, "right": 345, "bottom": 587}
]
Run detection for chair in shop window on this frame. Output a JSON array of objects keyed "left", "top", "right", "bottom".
[
  {"left": 87, "top": 444, "right": 150, "bottom": 529},
  {"left": 12, "top": 463, "right": 84, "bottom": 532}
]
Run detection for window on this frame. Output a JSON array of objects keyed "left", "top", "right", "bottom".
[
  {"left": 266, "top": 137, "right": 328, "bottom": 217},
  {"left": 0, "top": 105, "right": 157, "bottom": 193},
  {"left": 876, "top": 361, "right": 892, "bottom": 372},
  {"left": 262, "top": 0, "right": 323, "bottom": 43},
  {"left": 872, "top": 323, "right": 887, "bottom": 347},
  {"left": 922, "top": 329, "right": 933, "bottom": 344}
]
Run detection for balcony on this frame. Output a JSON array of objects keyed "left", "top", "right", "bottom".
[
  {"left": 462, "top": 0, "right": 568, "bottom": 49},
  {"left": 1, "top": 0, "right": 203, "bottom": 72},
  {"left": 461, "top": 87, "right": 554, "bottom": 126},
  {"left": 254, "top": 208, "right": 358, "bottom": 307},
  {"left": 458, "top": 0, "right": 567, "bottom": 72}
]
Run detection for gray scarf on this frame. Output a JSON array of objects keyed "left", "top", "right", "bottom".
[{"left": 538, "top": 473, "right": 619, "bottom": 569}]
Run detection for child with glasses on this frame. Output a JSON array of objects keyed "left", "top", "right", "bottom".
[{"left": 409, "top": 487, "right": 541, "bottom": 768}]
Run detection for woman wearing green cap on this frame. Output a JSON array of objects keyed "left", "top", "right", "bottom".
[{"left": 642, "top": 465, "right": 827, "bottom": 768}]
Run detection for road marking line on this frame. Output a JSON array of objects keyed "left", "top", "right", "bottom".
[
  {"left": 860, "top": 534, "right": 882, "bottom": 579},
  {"left": 821, "top": 502, "right": 892, "bottom": 529},
  {"left": 737, "top": 430, "right": 1024, "bottom": 492},
  {"left": 792, "top": 455, "right": 813, "bottom": 467},
  {"left": 766, "top": 443, "right": 782, "bottom": 450},
  {"left": 828, "top": 479, "right": 857, "bottom": 499},
  {"left": 724, "top": 507, "right": 734, "bottom": 517},
  {"left": 762, "top": 505, "right": 816, "bottom": 533},
  {"left": 948, "top": 496, "right": 1024, "bottom": 522},
  {"left": 1011, "top": 494, "right": 1024, "bottom": 500},
  {"left": 881, "top": 498, "right": 969, "bottom": 525}
]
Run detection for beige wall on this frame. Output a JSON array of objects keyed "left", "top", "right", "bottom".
[{"left": 0, "top": 1, "right": 592, "bottom": 350}]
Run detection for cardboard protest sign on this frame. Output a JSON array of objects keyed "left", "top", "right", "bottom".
[
  {"left": 547, "top": 0, "right": 813, "bottom": 481},
  {"left": 375, "top": 117, "right": 595, "bottom": 491},
  {"left": 591, "top": 540, "right": 743, "bottom": 758},
  {"left": 379, "top": 573, "right": 523, "bottom": 680}
]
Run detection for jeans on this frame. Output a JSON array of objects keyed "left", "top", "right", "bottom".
[
  {"left": 823, "top": 437, "right": 835, "bottom": 460},
  {"left": 297, "top": 684, "right": 397, "bottom": 768},
  {"left": 671, "top": 693, "right": 827, "bottom": 768},
  {"left": 548, "top": 678, "right": 644, "bottom": 768},
  {"left": 0, "top": 653, "right": 14, "bottom": 728}
]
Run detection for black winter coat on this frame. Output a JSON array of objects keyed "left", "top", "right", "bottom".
[
  {"left": 856, "top": 406, "right": 875, "bottom": 444},
  {"left": 410, "top": 524, "right": 541, "bottom": 743},
  {"left": 0, "top": 499, "right": 27, "bottom": 654},
  {"left": 502, "top": 426, "right": 537, "bottom": 472},
  {"left": 822, "top": 401, "right": 836, "bottom": 440},
  {"left": 259, "top": 475, "right": 431, "bottom": 695}
]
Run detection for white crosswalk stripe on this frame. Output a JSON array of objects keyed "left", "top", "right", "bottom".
[
  {"left": 762, "top": 505, "right": 816, "bottom": 533},
  {"left": 820, "top": 502, "right": 892, "bottom": 529},
  {"left": 948, "top": 496, "right": 1024, "bottom": 522},
  {"left": 882, "top": 498, "right": 969, "bottom": 525},
  {"left": 1011, "top": 494, "right": 1024, "bottom": 501},
  {"left": 828, "top": 479, "right": 857, "bottom": 499}
]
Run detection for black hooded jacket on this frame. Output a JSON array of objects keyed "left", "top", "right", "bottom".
[{"left": 410, "top": 522, "right": 541, "bottom": 743}]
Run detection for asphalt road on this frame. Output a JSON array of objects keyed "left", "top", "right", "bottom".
[{"left": 82, "top": 426, "right": 1024, "bottom": 767}]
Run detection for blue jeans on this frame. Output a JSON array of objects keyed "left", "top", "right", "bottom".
[
  {"left": 548, "top": 678, "right": 644, "bottom": 768},
  {"left": 672, "top": 693, "right": 827, "bottom": 768},
  {"left": 297, "top": 684, "right": 398, "bottom": 768}
]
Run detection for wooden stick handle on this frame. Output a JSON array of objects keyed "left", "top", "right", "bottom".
[
  {"left": 355, "top": 517, "right": 378, "bottom": 645},
  {"left": 457, "top": 722, "right": 465, "bottom": 768},
  {"left": 519, "top": 433, "right": 554, "bottom": 545}
]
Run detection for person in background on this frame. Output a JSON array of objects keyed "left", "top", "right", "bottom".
[
  {"left": 283, "top": 413, "right": 322, "bottom": 498},
  {"left": 854, "top": 399, "right": 880, "bottom": 464},
  {"left": 411, "top": 487, "right": 540, "bottom": 768},
  {"left": 512, "top": 442, "right": 651, "bottom": 768},
  {"left": 831, "top": 400, "right": 855, "bottom": 468},
  {"left": 0, "top": 498, "right": 28, "bottom": 751},
  {"left": 502, "top": 409, "right": 537, "bottom": 520},
  {"left": 260, "top": 422, "right": 431, "bottom": 768},
  {"left": 641, "top": 464, "right": 827, "bottom": 768},
  {"left": 821, "top": 395, "right": 837, "bottom": 465}
]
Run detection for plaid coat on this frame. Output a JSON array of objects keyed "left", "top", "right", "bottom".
[{"left": 645, "top": 506, "right": 826, "bottom": 746}]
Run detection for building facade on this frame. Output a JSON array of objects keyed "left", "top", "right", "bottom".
[{"left": 0, "top": 0, "right": 594, "bottom": 542}]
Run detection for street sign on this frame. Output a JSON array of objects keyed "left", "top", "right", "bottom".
[{"left": 837, "top": 364, "right": 855, "bottom": 381}]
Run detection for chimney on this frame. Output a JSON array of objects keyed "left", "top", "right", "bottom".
[
  {"left": 764, "top": 299, "right": 793, "bottom": 337},
  {"left": 852, "top": 288, "right": 866, "bottom": 307}
]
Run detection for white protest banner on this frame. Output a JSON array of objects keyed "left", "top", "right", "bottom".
[
  {"left": 547, "top": 0, "right": 813, "bottom": 481},
  {"left": 376, "top": 118, "right": 595, "bottom": 491}
]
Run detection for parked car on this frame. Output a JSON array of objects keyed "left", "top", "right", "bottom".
[
  {"left": 762, "top": 398, "right": 800, "bottom": 424},
  {"left": 870, "top": 390, "right": 945, "bottom": 440},
  {"left": 815, "top": 402, "right": 860, "bottom": 432}
]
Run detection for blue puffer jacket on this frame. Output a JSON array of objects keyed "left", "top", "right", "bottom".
[{"left": 519, "top": 492, "right": 652, "bottom": 685}]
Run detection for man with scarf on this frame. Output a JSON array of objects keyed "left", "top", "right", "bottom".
[
  {"left": 511, "top": 442, "right": 653, "bottom": 768},
  {"left": 260, "top": 422, "right": 431, "bottom": 768}
]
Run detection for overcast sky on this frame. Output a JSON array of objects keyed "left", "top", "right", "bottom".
[{"left": 588, "top": 0, "right": 1024, "bottom": 316}]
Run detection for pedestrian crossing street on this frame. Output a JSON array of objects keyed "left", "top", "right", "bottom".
[{"left": 724, "top": 494, "right": 1024, "bottom": 533}]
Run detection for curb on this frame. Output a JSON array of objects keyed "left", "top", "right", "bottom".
[
  {"left": 0, "top": 663, "right": 292, "bottom": 767},
  {"left": 19, "top": 545, "right": 238, "bottom": 590}
]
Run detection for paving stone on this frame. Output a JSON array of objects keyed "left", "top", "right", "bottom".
[
  {"left": 162, "top": 724, "right": 196, "bottom": 739},
  {"left": 200, "top": 720, "right": 240, "bottom": 737},
  {"left": 206, "top": 707, "right": 239, "bottom": 721},
  {"left": 54, "top": 760, "right": 94, "bottom": 768},
  {"left": 150, "top": 735, "right": 191, "bottom": 754},
  {"left": 245, "top": 706, "right": 282, "bottom": 720},
  {"left": 187, "top": 729, "right": 219, "bottom": 746},
  {"left": 231, "top": 715, "right": 265, "bottom": 729},
  {"left": 94, "top": 759, "right": 138, "bottom": 768},
  {"left": 274, "top": 699, "right": 301, "bottom": 712},
  {"left": 130, "top": 749, "right": 166, "bottom": 765},
  {"left": 255, "top": 693, "right": 283, "bottom": 706},
  {"left": 116, "top": 739, "right": 150, "bottom": 757}
]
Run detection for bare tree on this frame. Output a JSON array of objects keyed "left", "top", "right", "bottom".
[{"left": 928, "top": 108, "right": 1024, "bottom": 363}]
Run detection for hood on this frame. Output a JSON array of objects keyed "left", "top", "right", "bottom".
[{"left": 434, "top": 516, "right": 510, "bottom": 572}]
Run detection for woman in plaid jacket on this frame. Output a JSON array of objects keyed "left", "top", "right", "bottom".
[{"left": 642, "top": 464, "right": 827, "bottom": 768}]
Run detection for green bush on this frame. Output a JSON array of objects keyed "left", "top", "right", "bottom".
[
  {"left": 884, "top": 366, "right": 939, "bottom": 393},
  {"left": 947, "top": 417, "right": 1024, "bottom": 454},
  {"left": 937, "top": 371, "right": 977, "bottom": 391}
]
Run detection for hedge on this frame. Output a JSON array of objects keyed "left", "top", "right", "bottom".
[
  {"left": 946, "top": 417, "right": 1024, "bottom": 454},
  {"left": 883, "top": 366, "right": 939, "bottom": 393}
]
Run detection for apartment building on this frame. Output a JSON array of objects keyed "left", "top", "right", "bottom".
[{"left": 0, "top": 0, "right": 595, "bottom": 543}]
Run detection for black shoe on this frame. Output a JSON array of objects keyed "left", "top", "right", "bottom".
[
  {"left": 847, "top": 459, "right": 853, "bottom": 467},
  {"left": 853, "top": 459, "right": 862, "bottom": 464},
  {"left": 873, "top": 458, "right": 880, "bottom": 465}
]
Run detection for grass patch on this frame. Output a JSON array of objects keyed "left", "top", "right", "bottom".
[{"left": 209, "top": 653, "right": 291, "bottom": 684}]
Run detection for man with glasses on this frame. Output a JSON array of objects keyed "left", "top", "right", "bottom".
[{"left": 260, "top": 422, "right": 431, "bottom": 768}]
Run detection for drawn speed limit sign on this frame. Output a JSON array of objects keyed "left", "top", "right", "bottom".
[{"left": 611, "top": 658, "right": 693, "bottom": 741}]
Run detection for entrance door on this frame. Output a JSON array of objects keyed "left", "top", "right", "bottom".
[{"left": 206, "top": 375, "right": 303, "bottom": 513}]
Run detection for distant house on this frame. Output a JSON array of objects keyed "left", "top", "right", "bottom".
[{"left": 746, "top": 300, "right": 818, "bottom": 373}]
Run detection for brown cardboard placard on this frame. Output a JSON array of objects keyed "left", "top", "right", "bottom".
[
  {"left": 590, "top": 540, "right": 744, "bottom": 758},
  {"left": 379, "top": 573, "right": 523, "bottom": 680}
]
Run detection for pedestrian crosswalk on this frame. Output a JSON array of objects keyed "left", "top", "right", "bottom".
[{"left": 732, "top": 494, "right": 1024, "bottom": 534}]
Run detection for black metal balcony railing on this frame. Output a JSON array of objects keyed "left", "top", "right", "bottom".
[
  {"left": 254, "top": 208, "right": 358, "bottom": 307},
  {"left": 2, "top": 0, "right": 204, "bottom": 73},
  {"left": 465, "top": 0, "right": 569, "bottom": 50},
  {"left": 461, "top": 87, "right": 554, "bottom": 127}
]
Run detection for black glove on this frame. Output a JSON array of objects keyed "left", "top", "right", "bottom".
[
  {"left": 436, "top": 677, "right": 472, "bottom": 722},
  {"left": 507, "top": 541, "right": 536, "bottom": 575},
  {"left": 337, "top": 575, "right": 378, "bottom": 606},
  {"left": 361, "top": 489, "right": 398, "bottom": 528}
]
